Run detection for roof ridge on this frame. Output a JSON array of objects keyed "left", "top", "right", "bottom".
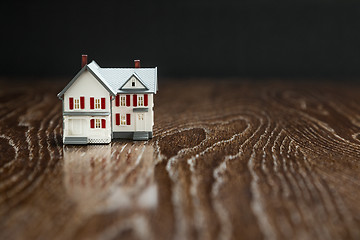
[{"left": 58, "top": 61, "right": 158, "bottom": 98}]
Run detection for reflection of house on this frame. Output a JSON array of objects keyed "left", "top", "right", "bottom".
[
  {"left": 57, "top": 55, "right": 158, "bottom": 144},
  {"left": 62, "top": 144, "right": 157, "bottom": 211}
]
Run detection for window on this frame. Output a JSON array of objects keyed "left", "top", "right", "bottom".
[
  {"left": 91, "top": 119, "right": 106, "bottom": 128},
  {"left": 90, "top": 97, "right": 105, "bottom": 109},
  {"left": 116, "top": 95, "right": 124, "bottom": 107},
  {"left": 95, "top": 119, "right": 101, "bottom": 128},
  {"left": 70, "top": 97, "right": 85, "bottom": 110},
  {"left": 132, "top": 80, "right": 136, "bottom": 87},
  {"left": 121, "top": 115, "right": 126, "bottom": 125},
  {"left": 138, "top": 113, "right": 144, "bottom": 120},
  {"left": 116, "top": 114, "right": 128, "bottom": 126},
  {"left": 74, "top": 99, "right": 80, "bottom": 109},
  {"left": 138, "top": 96, "right": 144, "bottom": 106},
  {"left": 120, "top": 96, "right": 126, "bottom": 106},
  {"left": 95, "top": 99, "right": 101, "bottom": 109}
]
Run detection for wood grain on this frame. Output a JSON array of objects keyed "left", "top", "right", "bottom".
[{"left": 0, "top": 79, "right": 360, "bottom": 240}]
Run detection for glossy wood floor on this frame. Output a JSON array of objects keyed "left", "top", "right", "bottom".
[{"left": 1, "top": 79, "right": 360, "bottom": 240}]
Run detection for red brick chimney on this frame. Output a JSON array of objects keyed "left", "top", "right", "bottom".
[
  {"left": 134, "top": 60, "right": 140, "bottom": 68},
  {"left": 81, "top": 55, "right": 88, "bottom": 68}
]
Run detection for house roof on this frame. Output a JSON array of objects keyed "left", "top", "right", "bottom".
[{"left": 57, "top": 61, "right": 158, "bottom": 99}]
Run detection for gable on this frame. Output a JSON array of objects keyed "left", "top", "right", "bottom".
[
  {"left": 64, "top": 70, "right": 110, "bottom": 97},
  {"left": 58, "top": 61, "right": 158, "bottom": 99},
  {"left": 120, "top": 74, "right": 148, "bottom": 90},
  {"left": 58, "top": 64, "right": 116, "bottom": 99}
]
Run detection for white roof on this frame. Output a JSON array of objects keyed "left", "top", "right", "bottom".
[
  {"left": 88, "top": 61, "right": 158, "bottom": 94},
  {"left": 58, "top": 60, "right": 158, "bottom": 98}
]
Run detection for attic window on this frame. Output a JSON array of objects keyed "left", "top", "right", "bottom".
[{"left": 132, "top": 80, "right": 136, "bottom": 87}]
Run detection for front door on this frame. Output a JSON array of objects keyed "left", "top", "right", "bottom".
[{"left": 136, "top": 113, "right": 146, "bottom": 131}]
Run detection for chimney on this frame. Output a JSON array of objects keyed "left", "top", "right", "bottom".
[
  {"left": 134, "top": 59, "right": 140, "bottom": 68},
  {"left": 81, "top": 55, "right": 88, "bottom": 68}
]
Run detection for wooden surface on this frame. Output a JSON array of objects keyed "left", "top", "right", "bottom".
[{"left": 1, "top": 79, "right": 360, "bottom": 240}]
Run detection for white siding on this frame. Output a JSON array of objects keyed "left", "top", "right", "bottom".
[
  {"left": 64, "top": 71, "right": 111, "bottom": 112},
  {"left": 62, "top": 70, "right": 112, "bottom": 143},
  {"left": 63, "top": 115, "right": 111, "bottom": 143},
  {"left": 112, "top": 94, "right": 154, "bottom": 133}
]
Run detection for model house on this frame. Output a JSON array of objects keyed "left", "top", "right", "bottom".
[{"left": 57, "top": 55, "right": 158, "bottom": 144}]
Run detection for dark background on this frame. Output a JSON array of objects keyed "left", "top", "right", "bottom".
[{"left": 1, "top": 0, "right": 360, "bottom": 78}]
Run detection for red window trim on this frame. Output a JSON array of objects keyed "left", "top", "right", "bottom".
[
  {"left": 101, "top": 119, "right": 106, "bottom": 128},
  {"left": 101, "top": 98, "right": 106, "bottom": 109},
  {"left": 90, "top": 97, "right": 94, "bottom": 109},
  {"left": 115, "top": 95, "right": 120, "bottom": 107},
  {"left": 69, "top": 97, "right": 74, "bottom": 110},
  {"left": 126, "top": 114, "right": 131, "bottom": 125},
  {"left": 133, "top": 94, "right": 137, "bottom": 107},
  {"left": 90, "top": 119, "right": 95, "bottom": 128},
  {"left": 144, "top": 94, "right": 148, "bottom": 106},
  {"left": 116, "top": 113, "right": 120, "bottom": 125},
  {"left": 80, "top": 96, "right": 85, "bottom": 109},
  {"left": 126, "top": 95, "right": 130, "bottom": 106}
]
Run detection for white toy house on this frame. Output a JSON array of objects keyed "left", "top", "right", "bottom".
[{"left": 57, "top": 55, "right": 158, "bottom": 144}]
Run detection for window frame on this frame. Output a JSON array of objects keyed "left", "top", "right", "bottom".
[
  {"left": 120, "top": 115, "right": 126, "bottom": 125},
  {"left": 138, "top": 95, "right": 144, "bottom": 107},
  {"left": 91, "top": 118, "right": 106, "bottom": 129},
  {"left": 95, "top": 98, "right": 101, "bottom": 109},
  {"left": 120, "top": 96, "right": 126, "bottom": 106},
  {"left": 95, "top": 119, "right": 101, "bottom": 128},
  {"left": 74, "top": 98, "right": 80, "bottom": 109}
]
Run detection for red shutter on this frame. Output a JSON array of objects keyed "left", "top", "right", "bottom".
[
  {"left": 115, "top": 95, "right": 119, "bottom": 106},
  {"left": 90, "top": 97, "right": 94, "bottom": 109},
  {"left": 101, "top": 119, "right": 106, "bottom": 128},
  {"left": 144, "top": 94, "right": 148, "bottom": 106},
  {"left": 116, "top": 113, "right": 120, "bottom": 125},
  {"left": 133, "top": 94, "right": 137, "bottom": 107},
  {"left": 80, "top": 96, "right": 85, "bottom": 109},
  {"left": 126, "top": 114, "right": 131, "bottom": 125},
  {"left": 90, "top": 119, "right": 94, "bottom": 128},
  {"left": 126, "top": 95, "right": 130, "bottom": 106},
  {"left": 69, "top": 97, "right": 74, "bottom": 110},
  {"left": 101, "top": 98, "right": 106, "bottom": 109}
]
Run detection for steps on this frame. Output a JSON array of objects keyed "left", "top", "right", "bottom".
[
  {"left": 133, "top": 132, "right": 149, "bottom": 140},
  {"left": 64, "top": 137, "right": 88, "bottom": 145}
]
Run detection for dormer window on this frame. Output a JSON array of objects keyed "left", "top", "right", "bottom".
[{"left": 120, "top": 74, "right": 148, "bottom": 90}]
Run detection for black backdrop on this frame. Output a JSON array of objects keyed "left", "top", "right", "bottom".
[{"left": 1, "top": 1, "right": 360, "bottom": 78}]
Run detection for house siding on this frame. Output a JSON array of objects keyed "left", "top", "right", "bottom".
[
  {"left": 59, "top": 61, "right": 157, "bottom": 144},
  {"left": 112, "top": 94, "right": 154, "bottom": 133},
  {"left": 62, "top": 70, "right": 112, "bottom": 144},
  {"left": 63, "top": 71, "right": 111, "bottom": 113}
]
